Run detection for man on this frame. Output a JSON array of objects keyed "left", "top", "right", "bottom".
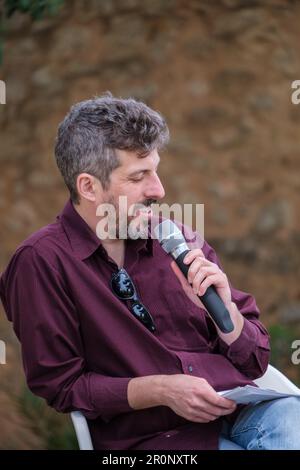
[{"left": 1, "top": 93, "right": 300, "bottom": 450}]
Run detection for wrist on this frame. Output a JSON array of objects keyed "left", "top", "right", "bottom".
[
  {"left": 154, "top": 374, "right": 170, "bottom": 407},
  {"left": 159, "top": 374, "right": 172, "bottom": 407},
  {"left": 218, "top": 302, "right": 244, "bottom": 345},
  {"left": 127, "top": 374, "right": 169, "bottom": 410}
]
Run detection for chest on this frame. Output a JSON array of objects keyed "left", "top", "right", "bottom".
[{"left": 70, "top": 243, "right": 212, "bottom": 352}]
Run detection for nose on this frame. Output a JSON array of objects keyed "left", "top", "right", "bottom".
[{"left": 144, "top": 173, "right": 165, "bottom": 200}]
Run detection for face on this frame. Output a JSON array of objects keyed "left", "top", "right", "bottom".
[{"left": 96, "top": 148, "right": 165, "bottom": 239}]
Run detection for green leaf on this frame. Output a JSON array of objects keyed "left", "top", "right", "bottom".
[{"left": 1, "top": 0, "right": 64, "bottom": 64}]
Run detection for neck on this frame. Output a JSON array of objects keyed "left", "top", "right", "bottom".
[
  {"left": 73, "top": 200, "right": 125, "bottom": 267},
  {"left": 74, "top": 201, "right": 98, "bottom": 234},
  {"left": 101, "top": 238, "right": 125, "bottom": 268}
]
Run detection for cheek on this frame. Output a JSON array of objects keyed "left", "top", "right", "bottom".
[
  {"left": 127, "top": 188, "right": 145, "bottom": 211},
  {"left": 106, "top": 183, "right": 145, "bottom": 218}
]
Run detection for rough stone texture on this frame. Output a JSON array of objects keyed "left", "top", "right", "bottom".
[{"left": 1, "top": 0, "right": 300, "bottom": 448}]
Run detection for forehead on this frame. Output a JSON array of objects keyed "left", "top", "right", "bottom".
[{"left": 115, "top": 149, "right": 160, "bottom": 171}]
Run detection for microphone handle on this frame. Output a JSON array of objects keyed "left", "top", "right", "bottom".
[{"left": 175, "top": 249, "right": 234, "bottom": 333}]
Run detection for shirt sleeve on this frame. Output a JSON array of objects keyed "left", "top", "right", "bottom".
[
  {"left": 0, "top": 245, "right": 133, "bottom": 422},
  {"left": 203, "top": 240, "right": 271, "bottom": 380}
]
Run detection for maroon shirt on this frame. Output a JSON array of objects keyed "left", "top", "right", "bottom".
[{"left": 0, "top": 199, "right": 270, "bottom": 450}]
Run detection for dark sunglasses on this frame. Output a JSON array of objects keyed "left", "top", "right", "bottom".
[{"left": 110, "top": 268, "right": 156, "bottom": 333}]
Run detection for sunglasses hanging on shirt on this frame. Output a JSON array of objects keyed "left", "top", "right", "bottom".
[{"left": 110, "top": 268, "right": 156, "bottom": 333}]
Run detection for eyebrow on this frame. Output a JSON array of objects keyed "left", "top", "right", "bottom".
[{"left": 128, "top": 157, "right": 161, "bottom": 177}]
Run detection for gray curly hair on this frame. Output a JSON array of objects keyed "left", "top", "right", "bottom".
[{"left": 54, "top": 92, "right": 169, "bottom": 204}]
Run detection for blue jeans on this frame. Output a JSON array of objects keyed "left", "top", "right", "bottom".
[{"left": 219, "top": 397, "right": 300, "bottom": 450}]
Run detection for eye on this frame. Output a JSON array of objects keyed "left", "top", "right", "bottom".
[{"left": 130, "top": 174, "right": 145, "bottom": 182}]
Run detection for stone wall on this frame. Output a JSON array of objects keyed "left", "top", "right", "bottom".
[{"left": 1, "top": 0, "right": 300, "bottom": 448}]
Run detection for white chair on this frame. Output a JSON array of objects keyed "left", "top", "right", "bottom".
[
  {"left": 70, "top": 364, "right": 300, "bottom": 450},
  {"left": 70, "top": 410, "right": 94, "bottom": 450}
]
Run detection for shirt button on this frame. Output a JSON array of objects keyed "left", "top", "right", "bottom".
[{"left": 188, "top": 365, "right": 193, "bottom": 373}]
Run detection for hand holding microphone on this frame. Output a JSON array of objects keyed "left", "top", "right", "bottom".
[
  {"left": 182, "top": 248, "right": 232, "bottom": 305},
  {"left": 154, "top": 220, "right": 235, "bottom": 334}
]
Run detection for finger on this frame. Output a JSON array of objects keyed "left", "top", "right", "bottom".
[
  {"left": 193, "top": 406, "right": 220, "bottom": 419},
  {"left": 196, "top": 382, "right": 236, "bottom": 411},
  {"left": 219, "top": 406, "right": 237, "bottom": 415},
  {"left": 208, "top": 395, "right": 237, "bottom": 410},
  {"left": 195, "top": 402, "right": 235, "bottom": 417},
  {"left": 192, "top": 266, "right": 219, "bottom": 294},
  {"left": 183, "top": 249, "right": 205, "bottom": 265},
  {"left": 189, "top": 411, "right": 219, "bottom": 423},
  {"left": 200, "top": 387, "right": 236, "bottom": 409},
  {"left": 187, "top": 257, "right": 211, "bottom": 283},
  {"left": 198, "top": 273, "right": 225, "bottom": 296}
]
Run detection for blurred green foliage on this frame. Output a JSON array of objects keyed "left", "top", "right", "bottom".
[
  {"left": 18, "top": 385, "right": 78, "bottom": 449},
  {"left": 269, "top": 324, "right": 300, "bottom": 386},
  {"left": 5, "top": 0, "right": 64, "bottom": 19},
  {"left": 0, "top": 0, "right": 64, "bottom": 64}
]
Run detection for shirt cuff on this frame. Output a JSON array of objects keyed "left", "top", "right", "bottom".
[
  {"left": 217, "top": 317, "right": 259, "bottom": 365},
  {"left": 89, "top": 375, "right": 133, "bottom": 422}
]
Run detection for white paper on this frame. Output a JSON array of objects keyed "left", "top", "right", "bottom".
[{"left": 218, "top": 384, "right": 300, "bottom": 405}]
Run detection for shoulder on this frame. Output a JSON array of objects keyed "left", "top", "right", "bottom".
[
  {"left": 2, "top": 220, "right": 68, "bottom": 278},
  {"left": 19, "top": 220, "right": 64, "bottom": 251}
]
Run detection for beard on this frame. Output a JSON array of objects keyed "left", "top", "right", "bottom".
[{"left": 99, "top": 194, "right": 156, "bottom": 240}]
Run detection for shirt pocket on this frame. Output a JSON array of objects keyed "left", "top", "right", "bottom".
[
  {"left": 162, "top": 285, "right": 212, "bottom": 350},
  {"left": 133, "top": 265, "right": 211, "bottom": 351}
]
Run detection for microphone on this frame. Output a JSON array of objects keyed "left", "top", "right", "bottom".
[{"left": 154, "top": 219, "right": 234, "bottom": 333}]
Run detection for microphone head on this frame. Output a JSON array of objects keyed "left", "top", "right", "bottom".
[{"left": 154, "top": 219, "right": 188, "bottom": 254}]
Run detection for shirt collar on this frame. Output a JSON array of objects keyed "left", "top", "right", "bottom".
[{"left": 58, "top": 199, "right": 153, "bottom": 261}]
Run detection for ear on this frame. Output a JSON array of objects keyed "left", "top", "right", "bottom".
[{"left": 76, "top": 173, "right": 100, "bottom": 202}]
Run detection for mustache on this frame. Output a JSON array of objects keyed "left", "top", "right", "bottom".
[{"left": 142, "top": 199, "right": 157, "bottom": 207}]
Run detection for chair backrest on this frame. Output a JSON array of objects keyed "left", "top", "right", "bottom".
[
  {"left": 254, "top": 364, "right": 300, "bottom": 394},
  {"left": 70, "top": 410, "right": 94, "bottom": 450},
  {"left": 70, "top": 364, "right": 300, "bottom": 450}
]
